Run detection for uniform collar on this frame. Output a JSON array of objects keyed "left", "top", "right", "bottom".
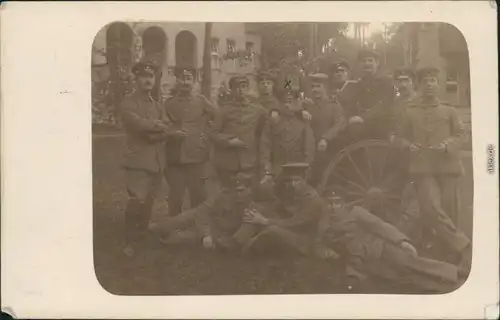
[
  {"left": 135, "top": 90, "right": 154, "bottom": 102},
  {"left": 281, "top": 107, "right": 299, "bottom": 117},
  {"left": 359, "top": 74, "right": 382, "bottom": 85},
  {"left": 397, "top": 91, "right": 417, "bottom": 102},
  {"left": 332, "top": 81, "right": 345, "bottom": 90},
  {"left": 171, "top": 89, "right": 193, "bottom": 100},
  {"left": 259, "top": 94, "right": 277, "bottom": 102},
  {"left": 419, "top": 96, "right": 440, "bottom": 107},
  {"left": 239, "top": 96, "right": 252, "bottom": 106},
  {"left": 312, "top": 95, "right": 327, "bottom": 104}
]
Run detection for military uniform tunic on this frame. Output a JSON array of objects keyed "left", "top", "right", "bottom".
[
  {"left": 301, "top": 97, "right": 346, "bottom": 186},
  {"left": 121, "top": 91, "right": 167, "bottom": 199},
  {"left": 163, "top": 92, "right": 216, "bottom": 164},
  {"left": 211, "top": 97, "right": 268, "bottom": 185},
  {"left": 246, "top": 179, "right": 328, "bottom": 255},
  {"left": 258, "top": 95, "right": 282, "bottom": 113},
  {"left": 260, "top": 108, "right": 315, "bottom": 176},
  {"left": 345, "top": 75, "right": 396, "bottom": 139}
]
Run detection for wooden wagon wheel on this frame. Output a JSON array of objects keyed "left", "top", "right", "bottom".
[{"left": 318, "top": 139, "right": 409, "bottom": 218}]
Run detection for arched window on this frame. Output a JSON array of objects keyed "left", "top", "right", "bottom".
[
  {"left": 175, "top": 30, "right": 197, "bottom": 68},
  {"left": 106, "top": 22, "right": 134, "bottom": 69},
  {"left": 142, "top": 26, "right": 167, "bottom": 67}
]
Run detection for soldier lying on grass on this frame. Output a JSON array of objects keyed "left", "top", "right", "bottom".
[
  {"left": 246, "top": 187, "right": 470, "bottom": 293},
  {"left": 148, "top": 172, "right": 269, "bottom": 251}
]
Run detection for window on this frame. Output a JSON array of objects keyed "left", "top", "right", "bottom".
[
  {"left": 227, "top": 39, "right": 236, "bottom": 53},
  {"left": 211, "top": 55, "right": 220, "bottom": 69},
  {"left": 211, "top": 38, "right": 219, "bottom": 53},
  {"left": 447, "top": 68, "right": 459, "bottom": 81},
  {"left": 245, "top": 41, "right": 254, "bottom": 54},
  {"left": 446, "top": 82, "right": 458, "bottom": 93}
]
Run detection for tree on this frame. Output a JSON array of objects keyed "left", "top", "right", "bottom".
[
  {"left": 255, "top": 23, "right": 348, "bottom": 69},
  {"left": 251, "top": 22, "right": 349, "bottom": 97},
  {"left": 202, "top": 22, "right": 212, "bottom": 99}
]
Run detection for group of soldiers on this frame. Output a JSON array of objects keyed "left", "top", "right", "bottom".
[{"left": 117, "top": 48, "right": 471, "bottom": 292}]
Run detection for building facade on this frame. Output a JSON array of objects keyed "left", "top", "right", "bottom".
[
  {"left": 92, "top": 22, "right": 262, "bottom": 99},
  {"left": 399, "top": 22, "right": 470, "bottom": 108}
]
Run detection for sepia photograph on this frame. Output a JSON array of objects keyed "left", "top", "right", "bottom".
[
  {"left": 92, "top": 21, "right": 474, "bottom": 295},
  {"left": 1, "top": 1, "right": 497, "bottom": 318}
]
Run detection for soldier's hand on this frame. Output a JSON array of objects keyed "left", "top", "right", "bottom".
[
  {"left": 228, "top": 137, "right": 247, "bottom": 148},
  {"left": 167, "top": 130, "right": 188, "bottom": 139},
  {"left": 301, "top": 110, "right": 312, "bottom": 121},
  {"left": 148, "top": 221, "right": 161, "bottom": 233},
  {"left": 317, "top": 139, "right": 328, "bottom": 152},
  {"left": 314, "top": 244, "right": 340, "bottom": 260},
  {"left": 243, "top": 209, "right": 268, "bottom": 225},
  {"left": 429, "top": 142, "right": 447, "bottom": 153},
  {"left": 153, "top": 119, "right": 166, "bottom": 126},
  {"left": 400, "top": 241, "right": 418, "bottom": 257},
  {"left": 260, "top": 174, "right": 273, "bottom": 185},
  {"left": 349, "top": 116, "right": 364, "bottom": 125},
  {"left": 152, "top": 121, "right": 170, "bottom": 132},
  {"left": 409, "top": 143, "right": 422, "bottom": 153},
  {"left": 202, "top": 236, "right": 215, "bottom": 249},
  {"left": 270, "top": 110, "right": 281, "bottom": 122},
  {"left": 389, "top": 133, "right": 397, "bottom": 144},
  {"left": 147, "top": 132, "right": 167, "bottom": 142}
]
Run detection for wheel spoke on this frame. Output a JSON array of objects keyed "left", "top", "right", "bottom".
[
  {"left": 384, "top": 194, "right": 401, "bottom": 201},
  {"left": 363, "top": 147, "right": 374, "bottom": 185},
  {"left": 379, "top": 173, "right": 397, "bottom": 189},
  {"left": 376, "top": 148, "right": 389, "bottom": 184},
  {"left": 331, "top": 171, "right": 367, "bottom": 194},
  {"left": 331, "top": 185, "right": 365, "bottom": 197},
  {"left": 346, "top": 198, "right": 367, "bottom": 207},
  {"left": 347, "top": 154, "right": 370, "bottom": 188}
]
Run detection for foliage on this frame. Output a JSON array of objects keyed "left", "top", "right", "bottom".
[
  {"left": 221, "top": 50, "right": 256, "bottom": 67},
  {"left": 92, "top": 66, "right": 136, "bottom": 127},
  {"left": 247, "top": 23, "right": 351, "bottom": 96},
  {"left": 255, "top": 22, "right": 348, "bottom": 69}
]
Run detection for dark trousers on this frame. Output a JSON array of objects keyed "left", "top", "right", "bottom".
[
  {"left": 308, "top": 142, "right": 340, "bottom": 188},
  {"left": 378, "top": 243, "right": 459, "bottom": 292},
  {"left": 165, "top": 163, "right": 207, "bottom": 216},
  {"left": 414, "top": 174, "right": 469, "bottom": 254},
  {"left": 124, "top": 168, "right": 162, "bottom": 245}
]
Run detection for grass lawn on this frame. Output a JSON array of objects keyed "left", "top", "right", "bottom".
[{"left": 93, "top": 135, "right": 474, "bottom": 295}]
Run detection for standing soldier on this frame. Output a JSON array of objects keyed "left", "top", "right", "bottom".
[
  {"left": 390, "top": 67, "right": 419, "bottom": 214},
  {"left": 394, "top": 67, "right": 417, "bottom": 103},
  {"left": 211, "top": 75, "right": 268, "bottom": 188},
  {"left": 256, "top": 70, "right": 312, "bottom": 124},
  {"left": 392, "top": 67, "right": 418, "bottom": 135},
  {"left": 260, "top": 90, "right": 315, "bottom": 182},
  {"left": 120, "top": 60, "right": 180, "bottom": 257},
  {"left": 396, "top": 66, "right": 471, "bottom": 266},
  {"left": 302, "top": 73, "right": 346, "bottom": 187},
  {"left": 162, "top": 67, "right": 217, "bottom": 217},
  {"left": 256, "top": 70, "right": 281, "bottom": 113},
  {"left": 327, "top": 60, "right": 357, "bottom": 107},
  {"left": 345, "top": 49, "right": 396, "bottom": 140}
]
